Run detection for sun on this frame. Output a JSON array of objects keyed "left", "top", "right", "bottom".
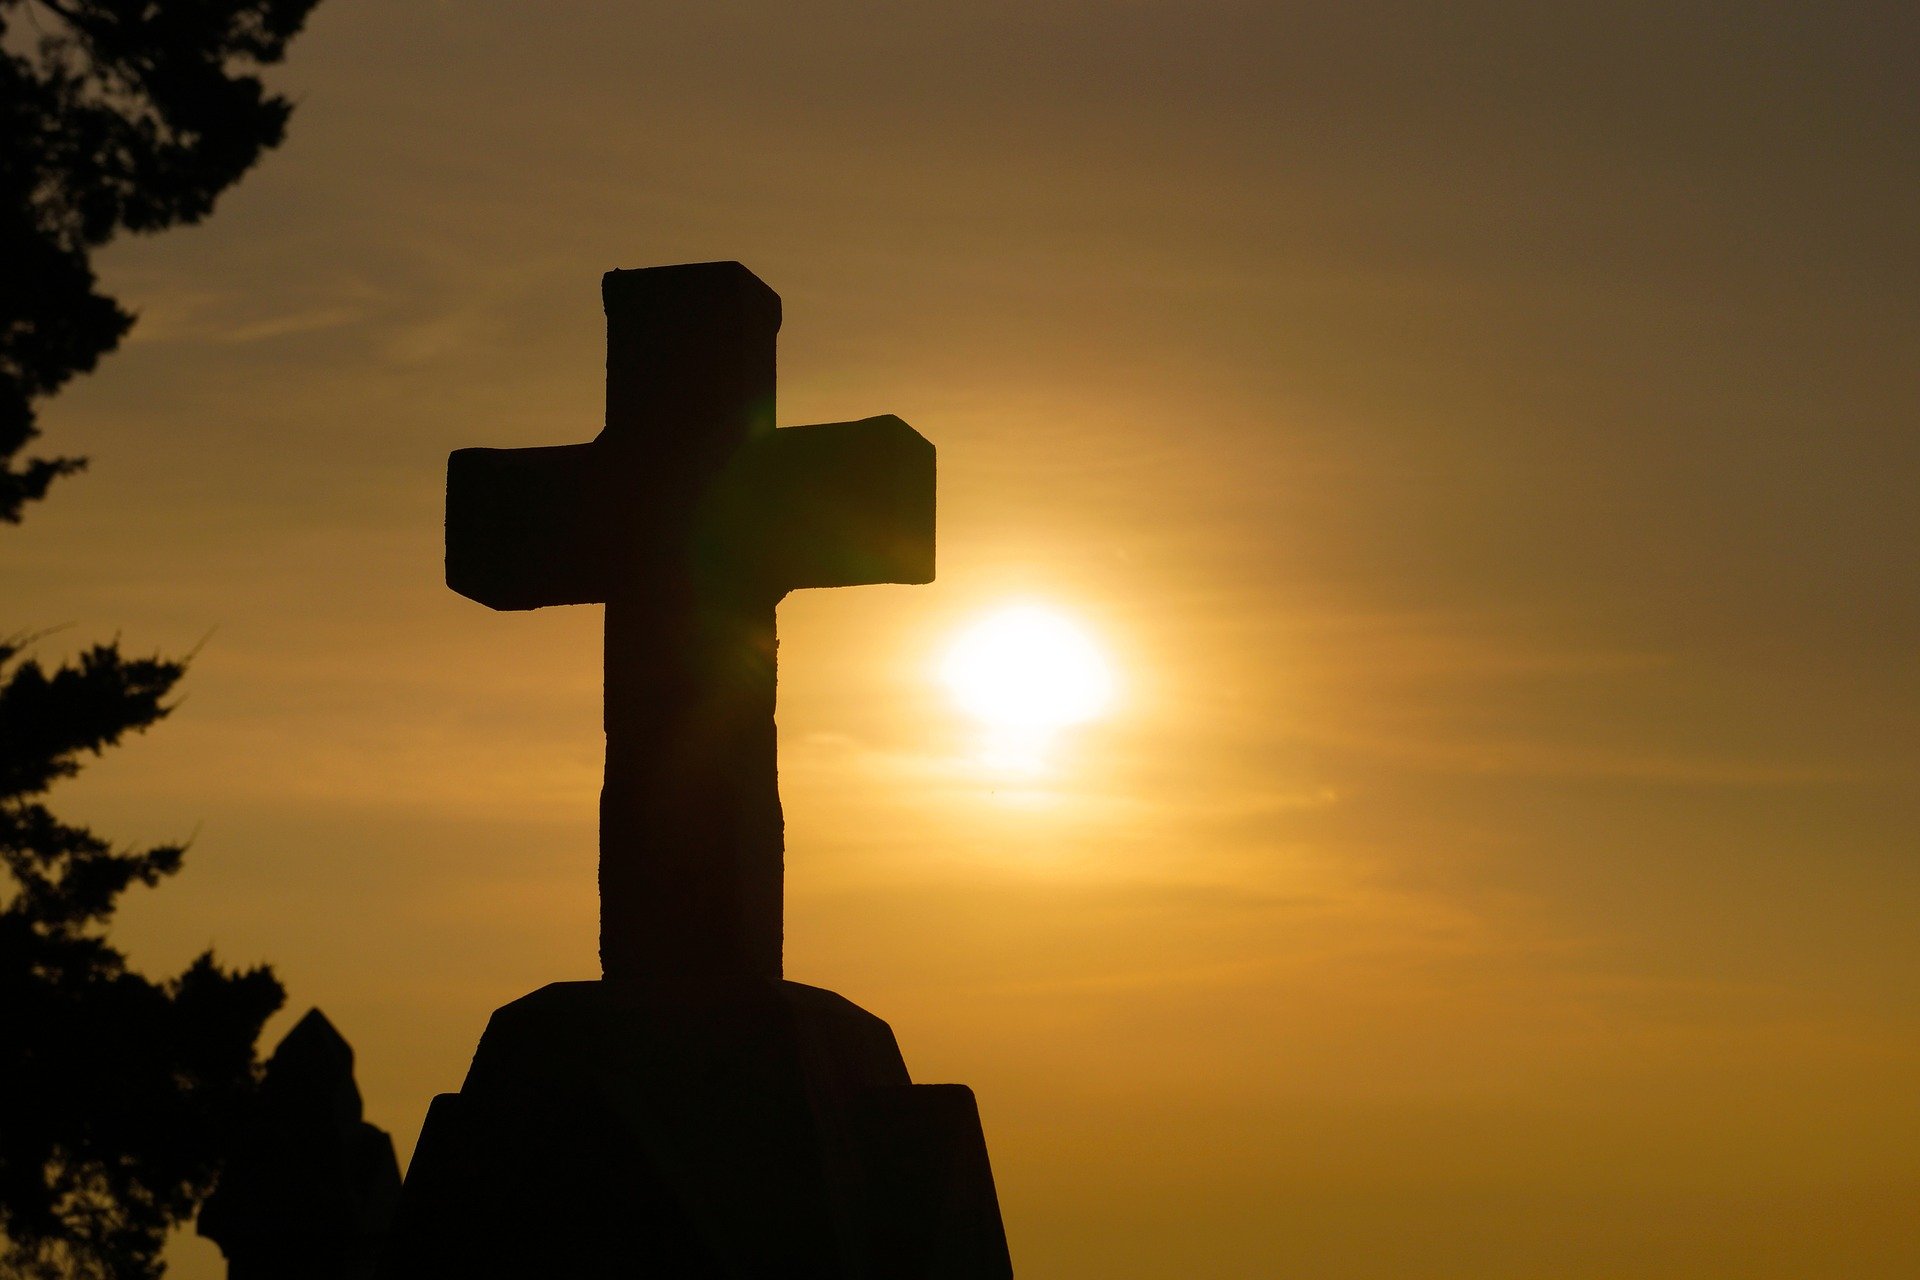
[{"left": 941, "top": 604, "right": 1115, "bottom": 731}]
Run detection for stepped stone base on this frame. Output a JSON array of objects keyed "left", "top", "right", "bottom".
[{"left": 382, "top": 980, "right": 1011, "bottom": 1278}]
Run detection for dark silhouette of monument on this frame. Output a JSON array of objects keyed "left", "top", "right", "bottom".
[
  {"left": 383, "top": 262, "right": 1013, "bottom": 1277},
  {"left": 200, "top": 1009, "right": 403, "bottom": 1279}
]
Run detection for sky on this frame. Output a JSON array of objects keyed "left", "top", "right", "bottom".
[{"left": 5, "top": 1, "right": 1918, "bottom": 1275}]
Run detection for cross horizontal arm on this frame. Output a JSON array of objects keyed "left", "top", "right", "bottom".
[
  {"left": 447, "top": 416, "right": 934, "bottom": 612},
  {"left": 446, "top": 442, "right": 608, "bottom": 611},
  {"left": 697, "top": 414, "right": 935, "bottom": 593}
]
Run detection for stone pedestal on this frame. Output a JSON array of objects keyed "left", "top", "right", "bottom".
[{"left": 383, "top": 981, "right": 1011, "bottom": 1278}]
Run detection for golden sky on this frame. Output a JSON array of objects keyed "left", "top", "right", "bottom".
[{"left": 6, "top": 2, "right": 1918, "bottom": 1275}]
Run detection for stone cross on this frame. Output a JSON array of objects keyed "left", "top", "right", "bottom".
[{"left": 446, "top": 262, "right": 933, "bottom": 984}]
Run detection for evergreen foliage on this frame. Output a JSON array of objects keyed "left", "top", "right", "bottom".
[
  {"left": 1, "top": 0, "right": 321, "bottom": 521},
  {"left": 0, "top": 642, "right": 284, "bottom": 1279},
  {"left": 0, "top": 0, "right": 321, "bottom": 1273}
]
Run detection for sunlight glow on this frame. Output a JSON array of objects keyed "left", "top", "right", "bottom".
[{"left": 941, "top": 604, "right": 1115, "bottom": 733}]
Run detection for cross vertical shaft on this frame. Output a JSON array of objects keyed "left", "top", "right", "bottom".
[
  {"left": 601, "top": 591, "right": 782, "bottom": 983},
  {"left": 598, "top": 267, "right": 782, "bottom": 983}
]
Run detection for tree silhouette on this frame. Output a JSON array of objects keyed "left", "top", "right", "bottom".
[
  {"left": 1, "top": 0, "right": 320, "bottom": 1274},
  {"left": 0, "top": 642, "right": 284, "bottom": 1279},
  {"left": 2, "top": 0, "right": 321, "bottom": 522}
]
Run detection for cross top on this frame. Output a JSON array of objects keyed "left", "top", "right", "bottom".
[{"left": 446, "top": 262, "right": 934, "bottom": 983}]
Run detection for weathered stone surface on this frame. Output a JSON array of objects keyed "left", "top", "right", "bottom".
[
  {"left": 442, "top": 261, "right": 933, "bottom": 985},
  {"left": 200, "top": 1009, "right": 401, "bottom": 1280},
  {"left": 396, "top": 263, "right": 1009, "bottom": 1277}
]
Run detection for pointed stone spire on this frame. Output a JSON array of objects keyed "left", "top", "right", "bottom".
[{"left": 199, "top": 1009, "right": 402, "bottom": 1279}]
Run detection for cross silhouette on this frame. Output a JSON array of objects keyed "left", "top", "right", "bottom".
[{"left": 446, "top": 262, "right": 933, "bottom": 983}]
